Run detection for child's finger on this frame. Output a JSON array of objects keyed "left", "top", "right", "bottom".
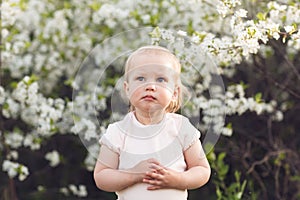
[
  {"left": 147, "top": 158, "right": 160, "bottom": 165},
  {"left": 150, "top": 164, "right": 166, "bottom": 174},
  {"left": 145, "top": 171, "right": 164, "bottom": 180},
  {"left": 143, "top": 176, "right": 162, "bottom": 186},
  {"left": 147, "top": 185, "right": 161, "bottom": 190}
]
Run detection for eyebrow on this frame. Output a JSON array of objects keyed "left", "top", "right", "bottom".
[{"left": 133, "top": 71, "right": 169, "bottom": 77}]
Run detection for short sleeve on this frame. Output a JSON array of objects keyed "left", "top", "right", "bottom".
[
  {"left": 178, "top": 116, "right": 201, "bottom": 151},
  {"left": 99, "top": 123, "right": 123, "bottom": 154}
]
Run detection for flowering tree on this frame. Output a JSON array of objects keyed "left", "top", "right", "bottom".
[{"left": 1, "top": 0, "right": 299, "bottom": 199}]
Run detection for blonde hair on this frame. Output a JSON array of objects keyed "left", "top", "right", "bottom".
[{"left": 124, "top": 45, "right": 188, "bottom": 113}]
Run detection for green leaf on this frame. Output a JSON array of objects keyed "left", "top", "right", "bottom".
[
  {"left": 64, "top": 78, "right": 74, "bottom": 86},
  {"left": 216, "top": 186, "right": 223, "bottom": 199},
  {"left": 218, "top": 166, "right": 229, "bottom": 180},
  {"left": 3, "top": 102, "right": 9, "bottom": 109},
  {"left": 226, "top": 123, "right": 232, "bottom": 129},
  {"left": 218, "top": 152, "right": 226, "bottom": 162},
  {"left": 149, "top": 27, "right": 161, "bottom": 38},
  {"left": 63, "top": 1, "right": 71, "bottom": 9},
  {"left": 254, "top": 92, "right": 262, "bottom": 103},
  {"left": 256, "top": 12, "right": 266, "bottom": 20},
  {"left": 234, "top": 171, "right": 241, "bottom": 182},
  {"left": 10, "top": 81, "right": 18, "bottom": 89},
  {"left": 90, "top": 1, "right": 101, "bottom": 11}
]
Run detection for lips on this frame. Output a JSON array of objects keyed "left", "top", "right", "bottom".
[{"left": 142, "top": 95, "right": 156, "bottom": 101}]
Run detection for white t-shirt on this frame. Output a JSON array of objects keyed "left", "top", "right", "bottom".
[{"left": 100, "top": 112, "right": 200, "bottom": 200}]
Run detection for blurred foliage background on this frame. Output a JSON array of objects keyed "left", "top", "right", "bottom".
[{"left": 1, "top": 0, "right": 300, "bottom": 199}]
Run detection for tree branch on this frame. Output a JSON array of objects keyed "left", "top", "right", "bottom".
[
  {"left": 269, "top": 40, "right": 300, "bottom": 81},
  {"left": 252, "top": 54, "right": 300, "bottom": 99}
]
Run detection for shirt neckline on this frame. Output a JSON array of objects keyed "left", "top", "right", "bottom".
[
  {"left": 131, "top": 111, "right": 166, "bottom": 128},
  {"left": 116, "top": 112, "right": 168, "bottom": 139}
]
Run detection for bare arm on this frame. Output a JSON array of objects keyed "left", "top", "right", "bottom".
[
  {"left": 94, "top": 145, "right": 160, "bottom": 192},
  {"left": 143, "top": 140, "right": 211, "bottom": 190},
  {"left": 93, "top": 145, "right": 140, "bottom": 192},
  {"left": 180, "top": 140, "right": 211, "bottom": 189}
]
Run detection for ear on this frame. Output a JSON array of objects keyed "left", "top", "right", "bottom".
[
  {"left": 172, "top": 85, "right": 180, "bottom": 101},
  {"left": 123, "top": 81, "right": 130, "bottom": 97}
]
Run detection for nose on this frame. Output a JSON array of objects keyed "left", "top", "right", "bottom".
[{"left": 145, "top": 82, "right": 156, "bottom": 91}]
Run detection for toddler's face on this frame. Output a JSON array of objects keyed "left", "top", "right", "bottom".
[{"left": 124, "top": 53, "right": 179, "bottom": 113}]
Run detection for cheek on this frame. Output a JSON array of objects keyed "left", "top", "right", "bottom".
[
  {"left": 128, "top": 83, "right": 143, "bottom": 96},
  {"left": 160, "top": 83, "right": 175, "bottom": 94}
]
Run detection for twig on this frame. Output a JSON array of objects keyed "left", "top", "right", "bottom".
[
  {"left": 270, "top": 40, "right": 300, "bottom": 81},
  {"left": 9, "top": 179, "right": 18, "bottom": 200},
  {"left": 246, "top": 150, "right": 290, "bottom": 174},
  {"left": 267, "top": 117, "right": 274, "bottom": 148},
  {"left": 275, "top": 164, "right": 281, "bottom": 199},
  {"left": 253, "top": 54, "right": 300, "bottom": 99},
  {"left": 242, "top": 142, "right": 268, "bottom": 199}
]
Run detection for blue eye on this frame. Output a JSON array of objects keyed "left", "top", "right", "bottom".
[
  {"left": 157, "top": 77, "right": 166, "bottom": 83},
  {"left": 136, "top": 77, "right": 145, "bottom": 81}
]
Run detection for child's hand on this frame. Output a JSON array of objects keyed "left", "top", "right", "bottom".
[
  {"left": 128, "top": 158, "right": 160, "bottom": 174},
  {"left": 142, "top": 163, "right": 185, "bottom": 190}
]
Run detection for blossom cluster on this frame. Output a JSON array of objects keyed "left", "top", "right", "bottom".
[
  {"left": 60, "top": 184, "right": 88, "bottom": 197},
  {"left": 2, "top": 160, "right": 29, "bottom": 181}
]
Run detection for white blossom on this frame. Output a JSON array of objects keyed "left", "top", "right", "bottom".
[
  {"left": 2, "top": 160, "right": 29, "bottom": 181},
  {"left": 161, "top": 29, "right": 175, "bottom": 43},
  {"left": 216, "top": 2, "right": 230, "bottom": 17},
  {"left": 60, "top": 187, "right": 70, "bottom": 196},
  {"left": 84, "top": 144, "right": 99, "bottom": 171},
  {"left": 2, "top": 98, "right": 20, "bottom": 119},
  {"left": 5, "top": 131, "right": 24, "bottom": 149},
  {"left": 221, "top": 127, "right": 233, "bottom": 136},
  {"left": 68, "top": 184, "right": 88, "bottom": 197},
  {"left": 1, "top": 1, "right": 21, "bottom": 27},
  {"left": 284, "top": 25, "right": 296, "bottom": 34},
  {"left": 23, "top": 132, "right": 41, "bottom": 150},
  {"left": 141, "top": 14, "right": 151, "bottom": 24},
  {"left": 37, "top": 185, "right": 45, "bottom": 192},
  {"left": 177, "top": 30, "right": 187, "bottom": 37},
  {"left": 45, "top": 150, "right": 60, "bottom": 167},
  {"left": 272, "top": 111, "right": 284, "bottom": 121},
  {"left": 71, "top": 118, "right": 98, "bottom": 141},
  {"left": 7, "top": 151, "right": 19, "bottom": 160},
  {"left": 235, "top": 9, "right": 247, "bottom": 18},
  {"left": 2, "top": 160, "right": 18, "bottom": 178},
  {"left": 0, "top": 86, "right": 5, "bottom": 104}
]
